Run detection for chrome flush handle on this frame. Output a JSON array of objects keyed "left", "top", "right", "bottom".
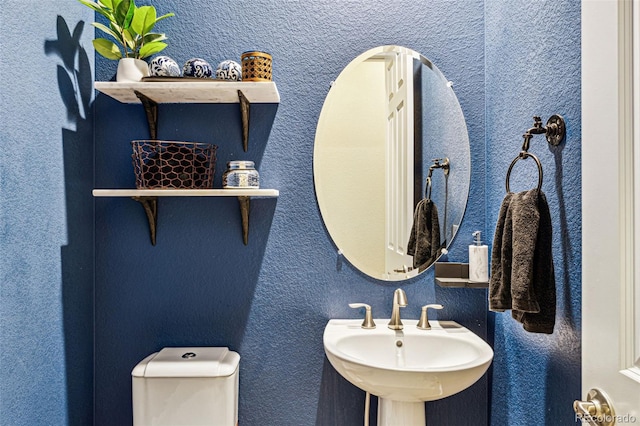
[{"left": 349, "top": 303, "right": 376, "bottom": 329}]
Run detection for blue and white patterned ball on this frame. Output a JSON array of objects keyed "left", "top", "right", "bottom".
[
  {"left": 183, "top": 58, "right": 213, "bottom": 78},
  {"left": 216, "top": 60, "right": 242, "bottom": 81},
  {"left": 148, "top": 56, "right": 181, "bottom": 77}
]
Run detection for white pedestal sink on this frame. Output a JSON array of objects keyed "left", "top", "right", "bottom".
[{"left": 323, "top": 319, "right": 493, "bottom": 426}]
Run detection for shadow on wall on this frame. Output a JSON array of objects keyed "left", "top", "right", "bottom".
[
  {"left": 45, "top": 16, "right": 94, "bottom": 426},
  {"left": 551, "top": 141, "right": 576, "bottom": 328},
  {"left": 316, "top": 358, "right": 370, "bottom": 425},
  {"left": 547, "top": 139, "right": 581, "bottom": 425}
]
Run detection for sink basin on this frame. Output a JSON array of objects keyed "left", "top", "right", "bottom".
[{"left": 323, "top": 319, "right": 493, "bottom": 404}]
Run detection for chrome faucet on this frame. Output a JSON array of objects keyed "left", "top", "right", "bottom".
[{"left": 388, "top": 288, "right": 408, "bottom": 330}]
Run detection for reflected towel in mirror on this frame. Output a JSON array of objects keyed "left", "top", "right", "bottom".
[{"left": 407, "top": 199, "right": 441, "bottom": 270}]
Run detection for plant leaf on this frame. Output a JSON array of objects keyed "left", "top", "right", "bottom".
[
  {"left": 124, "top": 0, "right": 135, "bottom": 28},
  {"left": 105, "top": 22, "right": 126, "bottom": 47},
  {"left": 122, "top": 28, "right": 137, "bottom": 50},
  {"left": 138, "top": 41, "right": 167, "bottom": 59},
  {"left": 155, "top": 12, "right": 175, "bottom": 23},
  {"left": 131, "top": 5, "right": 156, "bottom": 35},
  {"left": 113, "top": 0, "right": 128, "bottom": 22},
  {"left": 92, "top": 22, "right": 120, "bottom": 41},
  {"left": 115, "top": 0, "right": 135, "bottom": 28},
  {"left": 142, "top": 33, "right": 167, "bottom": 44},
  {"left": 108, "top": 21, "right": 122, "bottom": 35},
  {"left": 77, "top": 0, "right": 111, "bottom": 19},
  {"left": 93, "top": 38, "right": 122, "bottom": 59},
  {"left": 99, "top": 0, "right": 114, "bottom": 9}
]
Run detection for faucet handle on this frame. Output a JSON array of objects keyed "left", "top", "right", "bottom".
[
  {"left": 349, "top": 303, "right": 376, "bottom": 329},
  {"left": 417, "top": 304, "right": 444, "bottom": 330}
]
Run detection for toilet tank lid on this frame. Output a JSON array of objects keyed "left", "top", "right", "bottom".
[{"left": 132, "top": 347, "right": 240, "bottom": 378}]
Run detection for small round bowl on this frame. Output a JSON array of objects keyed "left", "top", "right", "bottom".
[
  {"left": 183, "top": 58, "right": 213, "bottom": 78},
  {"left": 148, "top": 56, "right": 181, "bottom": 77},
  {"left": 216, "top": 60, "right": 242, "bottom": 81}
]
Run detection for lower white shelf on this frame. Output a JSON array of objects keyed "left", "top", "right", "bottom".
[
  {"left": 92, "top": 188, "right": 279, "bottom": 197},
  {"left": 93, "top": 188, "right": 279, "bottom": 245}
]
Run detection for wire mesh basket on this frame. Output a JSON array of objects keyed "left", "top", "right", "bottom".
[{"left": 131, "top": 140, "right": 217, "bottom": 189}]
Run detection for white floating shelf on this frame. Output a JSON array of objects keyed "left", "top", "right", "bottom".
[
  {"left": 94, "top": 80, "right": 279, "bottom": 151},
  {"left": 93, "top": 188, "right": 279, "bottom": 246},
  {"left": 93, "top": 188, "right": 279, "bottom": 197},
  {"left": 94, "top": 81, "right": 280, "bottom": 104}
]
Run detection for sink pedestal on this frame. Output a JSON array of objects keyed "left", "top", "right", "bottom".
[{"left": 378, "top": 399, "right": 425, "bottom": 426}]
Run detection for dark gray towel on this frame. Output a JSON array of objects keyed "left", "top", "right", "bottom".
[
  {"left": 407, "top": 199, "right": 441, "bottom": 270},
  {"left": 489, "top": 189, "right": 556, "bottom": 334}
]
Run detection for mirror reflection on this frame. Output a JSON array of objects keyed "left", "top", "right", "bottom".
[{"left": 314, "top": 46, "right": 470, "bottom": 281}]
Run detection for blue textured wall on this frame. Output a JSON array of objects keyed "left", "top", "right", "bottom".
[
  {"left": 0, "top": 2, "right": 94, "bottom": 425},
  {"left": 93, "top": 1, "right": 486, "bottom": 425},
  {"left": 485, "top": 1, "right": 581, "bottom": 425},
  {"left": 0, "top": 0, "right": 583, "bottom": 425}
]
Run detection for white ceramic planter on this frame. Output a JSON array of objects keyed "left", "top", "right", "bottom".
[{"left": 116, "top": 58, "right": 150, "bottom": 82}]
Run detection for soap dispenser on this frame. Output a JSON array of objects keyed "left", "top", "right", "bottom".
[{"left": 469, "top": 231, "right": 488, "bottom": 282}]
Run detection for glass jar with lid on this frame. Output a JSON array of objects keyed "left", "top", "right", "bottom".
[{"left": 222, "top": 160, "right": 260, "bottom": 188}]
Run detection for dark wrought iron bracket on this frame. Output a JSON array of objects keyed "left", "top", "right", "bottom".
[
  {"left": 521, "top": 115, "right": 566, "bottom": 152},
  {"left": 133, "top": 89, "right": 251, "bottom": 152},
  {"left": 130, "top": 195, "right": 252, "bottom": 246},
  {"left": 506, "top": 115, "right": 566, "bottom": 193},
  {"left": 238, "top": 90, "right": 250, "bottom": 152},
  {"left": 132, "top": 196, "right": 158, "bottom": 245},
  {"left": 238, "top": 196, "right": 250, "bottom": 245},
  {"left": 134, "top": 90, "right": 158, "bottom": 139}
]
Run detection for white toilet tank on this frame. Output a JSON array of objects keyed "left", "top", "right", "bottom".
[{"left": 132, "top": 347, "right": 240, "bottom": 426}]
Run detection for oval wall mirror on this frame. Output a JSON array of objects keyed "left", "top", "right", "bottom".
[{"left": 314, "top": 45, "right": 470, "bottom": 281}]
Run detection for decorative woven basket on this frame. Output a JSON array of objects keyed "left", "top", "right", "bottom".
[
  {"left": 241, "top": 51, "right": 272, "bottom": 81},
  {"left": 131, "top": 140, "right": 217, "bottom": 189}
]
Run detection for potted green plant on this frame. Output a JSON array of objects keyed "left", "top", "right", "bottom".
[{"left": 78, "top": 0, "right": 174, "bottom": 81}]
